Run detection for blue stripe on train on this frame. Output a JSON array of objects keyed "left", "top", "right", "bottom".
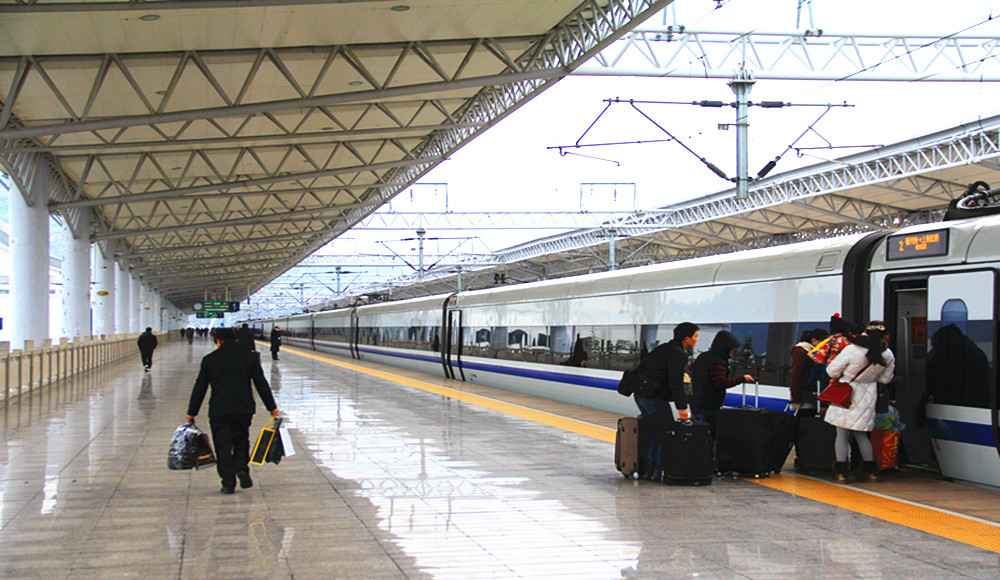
[
  {"left": 926, "top": 418, "right": 996, "bottom": 448},
  {"left": 292, "top": 340, "right": 998, "bottom": 450}
]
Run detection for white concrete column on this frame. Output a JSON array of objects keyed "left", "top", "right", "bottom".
[
  {"left": 61, "top": 209, "right": 91, "bottom": 340},
  {"left": 141, "top": 283, "right": 152, "bottom": 329},
  {"left": 9, "top": 166, "right": 50, "bottom": 349},
  {"left": 92, "top": 242, "right": 116, "bottom": 336},
  {"left": 130, "top": 273, "right": 141, "bottom": 331},
  {"left": 115, "top": 263, "right": 131, "bottom": 333}
]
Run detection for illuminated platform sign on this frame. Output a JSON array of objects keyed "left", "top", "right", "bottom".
[
  {"left": 192, "top": 301, "right": 241, "bottom": 313},
  {"left": 196, "top": 312, "right": 225, "bottom": 319},
  {"left": 887, "top": 228, "right": 949, "bottom": 260}
]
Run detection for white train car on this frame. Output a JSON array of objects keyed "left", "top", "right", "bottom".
[{"left": 257, "top": 214, "right": 1000, "bottom": 489}]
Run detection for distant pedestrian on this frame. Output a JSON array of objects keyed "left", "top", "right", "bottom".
[
  {"left": 186, "top": 327, "right": 194, "bottom": 345},
  {"left": 270, "top": 326, "right": 282, "bottom": 360},
  {"left": 237, "top": 323, "right": 256, "bottom": 352},
  {"left": 186, "top": 327, "right": 279, "bottom": 494},
  {"left": 137, "top": 327, "right": 158, "bottom": 372}
]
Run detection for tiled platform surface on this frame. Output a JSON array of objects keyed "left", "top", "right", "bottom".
[{"left": 0, "top": 340, "right": 998, "bottom": 579}]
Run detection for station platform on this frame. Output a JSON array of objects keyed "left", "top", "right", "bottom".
[{"left": 1, "top": 339, "right": 999, "bottom": 579}]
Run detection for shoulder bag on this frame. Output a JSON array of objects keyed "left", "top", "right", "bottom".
[
  {"left": 818, "top": 362, "right": 872, "bottom": 409},
  {"left": 617, "top": 368, "right": 658, "bottom": 398}
]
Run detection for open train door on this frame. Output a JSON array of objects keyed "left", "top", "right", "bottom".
[{"left": 925, "top": 270, "right": 1000, "bottom": 486}]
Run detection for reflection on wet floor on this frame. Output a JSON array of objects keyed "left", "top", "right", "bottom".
[{"left": 0, "top": 341, "right": 997, "bottom": 579}]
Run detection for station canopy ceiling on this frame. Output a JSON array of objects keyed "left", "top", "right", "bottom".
[{"left": 0, "top": 0, "right": 671, "bottom": 310}]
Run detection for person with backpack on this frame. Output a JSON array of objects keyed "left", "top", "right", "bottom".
[{"left": 632, "top": 322, "right": 699, "bottom": 481}]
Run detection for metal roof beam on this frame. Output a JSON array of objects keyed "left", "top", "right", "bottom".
[
  {"left": 52, "top": 156, "right": 441, "bottom": 209},
  {"left": 0, "top": 123, "right": 483, "bottom": 156},
  {"left": 0, "top": 1, "right": 401, "bottom": 13},
  {"left": 576, "top": 28, "right": 1000, "bottom": 82},
  {"left": 0, "top": 70, "right": 564, "bottom": 142}
]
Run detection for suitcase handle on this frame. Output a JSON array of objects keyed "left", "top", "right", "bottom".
[{"left": 741, "top": 381, "right": 760, "bottom": 407}]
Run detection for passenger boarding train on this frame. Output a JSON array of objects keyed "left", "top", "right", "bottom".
[{"left": 255, "top": 213, "right": 1000, "bottom": 489}]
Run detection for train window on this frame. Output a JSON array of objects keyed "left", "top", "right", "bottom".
[
  {"left": 578, "top": 325, "right": 637, "bottom": 370},
  {"left": 927, "top": 300, "right": 993, "bottom": 408}
]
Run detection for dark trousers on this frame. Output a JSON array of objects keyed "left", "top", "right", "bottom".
[
  {"left": 634, "top": 395, "right": 675, "bottom": 475},
  {"left": 270, "top": 345, "right": 280, "bottom": 360},
  {"left": 690, "top": 406, "right": 718, "bottom": 434},
  {"left": 140, "top": 350, "right": 154, "bottom": 368},
  {"left": 210, "top": 415, "right": 253, "bottom": 488}
]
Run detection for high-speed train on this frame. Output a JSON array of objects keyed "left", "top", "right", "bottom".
[{"left": 255, "top": 212, "right": 1000, "bottom": 489}]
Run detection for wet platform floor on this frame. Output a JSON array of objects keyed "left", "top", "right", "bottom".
[{"left": 0, "top": 339, "right": 998, "bottom": 579}]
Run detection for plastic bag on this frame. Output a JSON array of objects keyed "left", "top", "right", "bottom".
[
  {"left": 168, "top": 423, "right": 215, "bottom": 470},
  {"left": 874, "top": 406, "right": 905, "bottom": 432}
]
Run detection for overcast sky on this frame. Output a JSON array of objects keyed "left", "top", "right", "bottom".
[{"left": 322, "top": 0, "right": 1000, "bottom": 261}]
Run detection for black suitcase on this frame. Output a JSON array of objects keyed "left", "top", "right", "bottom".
[
  {"left": 615, "top": 416, "right": 648, "bottom": 479},
  {"left": 795, "top": 415, "right": 837, "bottom": 472},
  {"left": 715, "top": 383, "right": 798, "bottom": 478},
  {"left": 662, "top": 420, "right": 714, "bottom": 486}
]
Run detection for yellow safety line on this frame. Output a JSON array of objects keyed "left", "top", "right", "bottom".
[
  {"left": 752, "top": 475, "right": 1000, "bottom": 553},
  {"left": 284, "top": 346, "right": 1000, "bottom": 553}
]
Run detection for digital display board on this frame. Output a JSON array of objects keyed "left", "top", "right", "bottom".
[
  {"left": 886, "top": 229, "right": 949, "bottom": 261},
  {"left": 192, "top": 301, "right": 240, "bottom": 313},
  {"left": 196, "top": 312, "right": 225, "bottom": 319}
]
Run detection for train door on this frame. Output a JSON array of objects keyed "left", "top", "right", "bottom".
[
  {"left": 886, "top": 277, "right": 936, "bottom": 467},
  {"left": 349, "top": 310, "right": 360, "bottom": 359},
  {"left": 925, "top": 270, "right": 1000, "bottom": 484},
  {"left": 443, "top": 308, "right": 465, "bottom": 381},
  {"left": 309, "top": 316, "right": 316, "bottom": 350}
]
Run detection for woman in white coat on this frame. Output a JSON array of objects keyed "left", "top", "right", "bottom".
[{"left": 824, "top": 321, "right": 895, "bottom": 482}]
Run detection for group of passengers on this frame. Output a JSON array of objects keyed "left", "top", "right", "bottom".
[{"left": 632, "top": 314, "right": 896, "bottom": 484}]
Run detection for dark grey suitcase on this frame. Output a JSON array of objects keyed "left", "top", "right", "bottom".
[
  {"left": 716, "top": 383, "right": 797, "bottom": 478},
  {"left": 796, "top": 415, "right": 837, "bottom": 472},
  {"left": 662, "top": 420, "right": 714, "bottom": 486}
]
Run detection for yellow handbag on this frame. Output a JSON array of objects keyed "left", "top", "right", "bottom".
[{"left": 250, "top": 417, "right": 282, "bottom": 466}]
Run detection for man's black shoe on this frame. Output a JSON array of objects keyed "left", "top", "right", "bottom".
[
  {"left": 237, "top": 471, "right": 253, "bottom": 489},
  {"left": 220, "top": 486, "right": 235, "bottom": 494}
]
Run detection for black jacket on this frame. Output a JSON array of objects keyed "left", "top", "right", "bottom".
[
  {"left": 690, "top": 331, "right": 743, "bottom": 410},
  {"left": 187, "top": 342, "right": 277, "bottom": 418},
  {"left": 638, "top": 338, "right": 690, "bottom": 410},
  {"left": 137, "top": 331, "right": 158, "bottom": 352},
  {"left": 236, "top": 326, "right": 256, "bottom": 351},
  {"left": 270, "top": 329, "right": 282, "bottom": 350}
]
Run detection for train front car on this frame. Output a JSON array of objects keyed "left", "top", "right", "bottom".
[
  {"left": 870, "top": 215, "right": 1000, "bottom": 489},
  {"left": 446, "top": 235, "right": 861, "bottom": 418}
]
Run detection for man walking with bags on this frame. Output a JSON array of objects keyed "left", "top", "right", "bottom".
[{"left": 186, "top": 328, "right": 280, "bottom": 494}]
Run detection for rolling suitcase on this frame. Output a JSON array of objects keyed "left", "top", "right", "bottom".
[
  {"left": 615, "top": 416, "right": 648, "bottom": 479},
  {"left": 795, "top": 415, "right": 837, "bottom": 472},
  {"left": 662, "top": 420, "right": 714, "bottom": 486},
  {"left": 715, "top": 383, "right": 797, "bottom": 478},
  {"left": 795, "top": 379, "right": 838, "bottom": 473}
]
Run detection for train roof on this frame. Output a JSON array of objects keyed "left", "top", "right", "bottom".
[{"left": 455, "top": 233, "right": 868, "bottom": 307}]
